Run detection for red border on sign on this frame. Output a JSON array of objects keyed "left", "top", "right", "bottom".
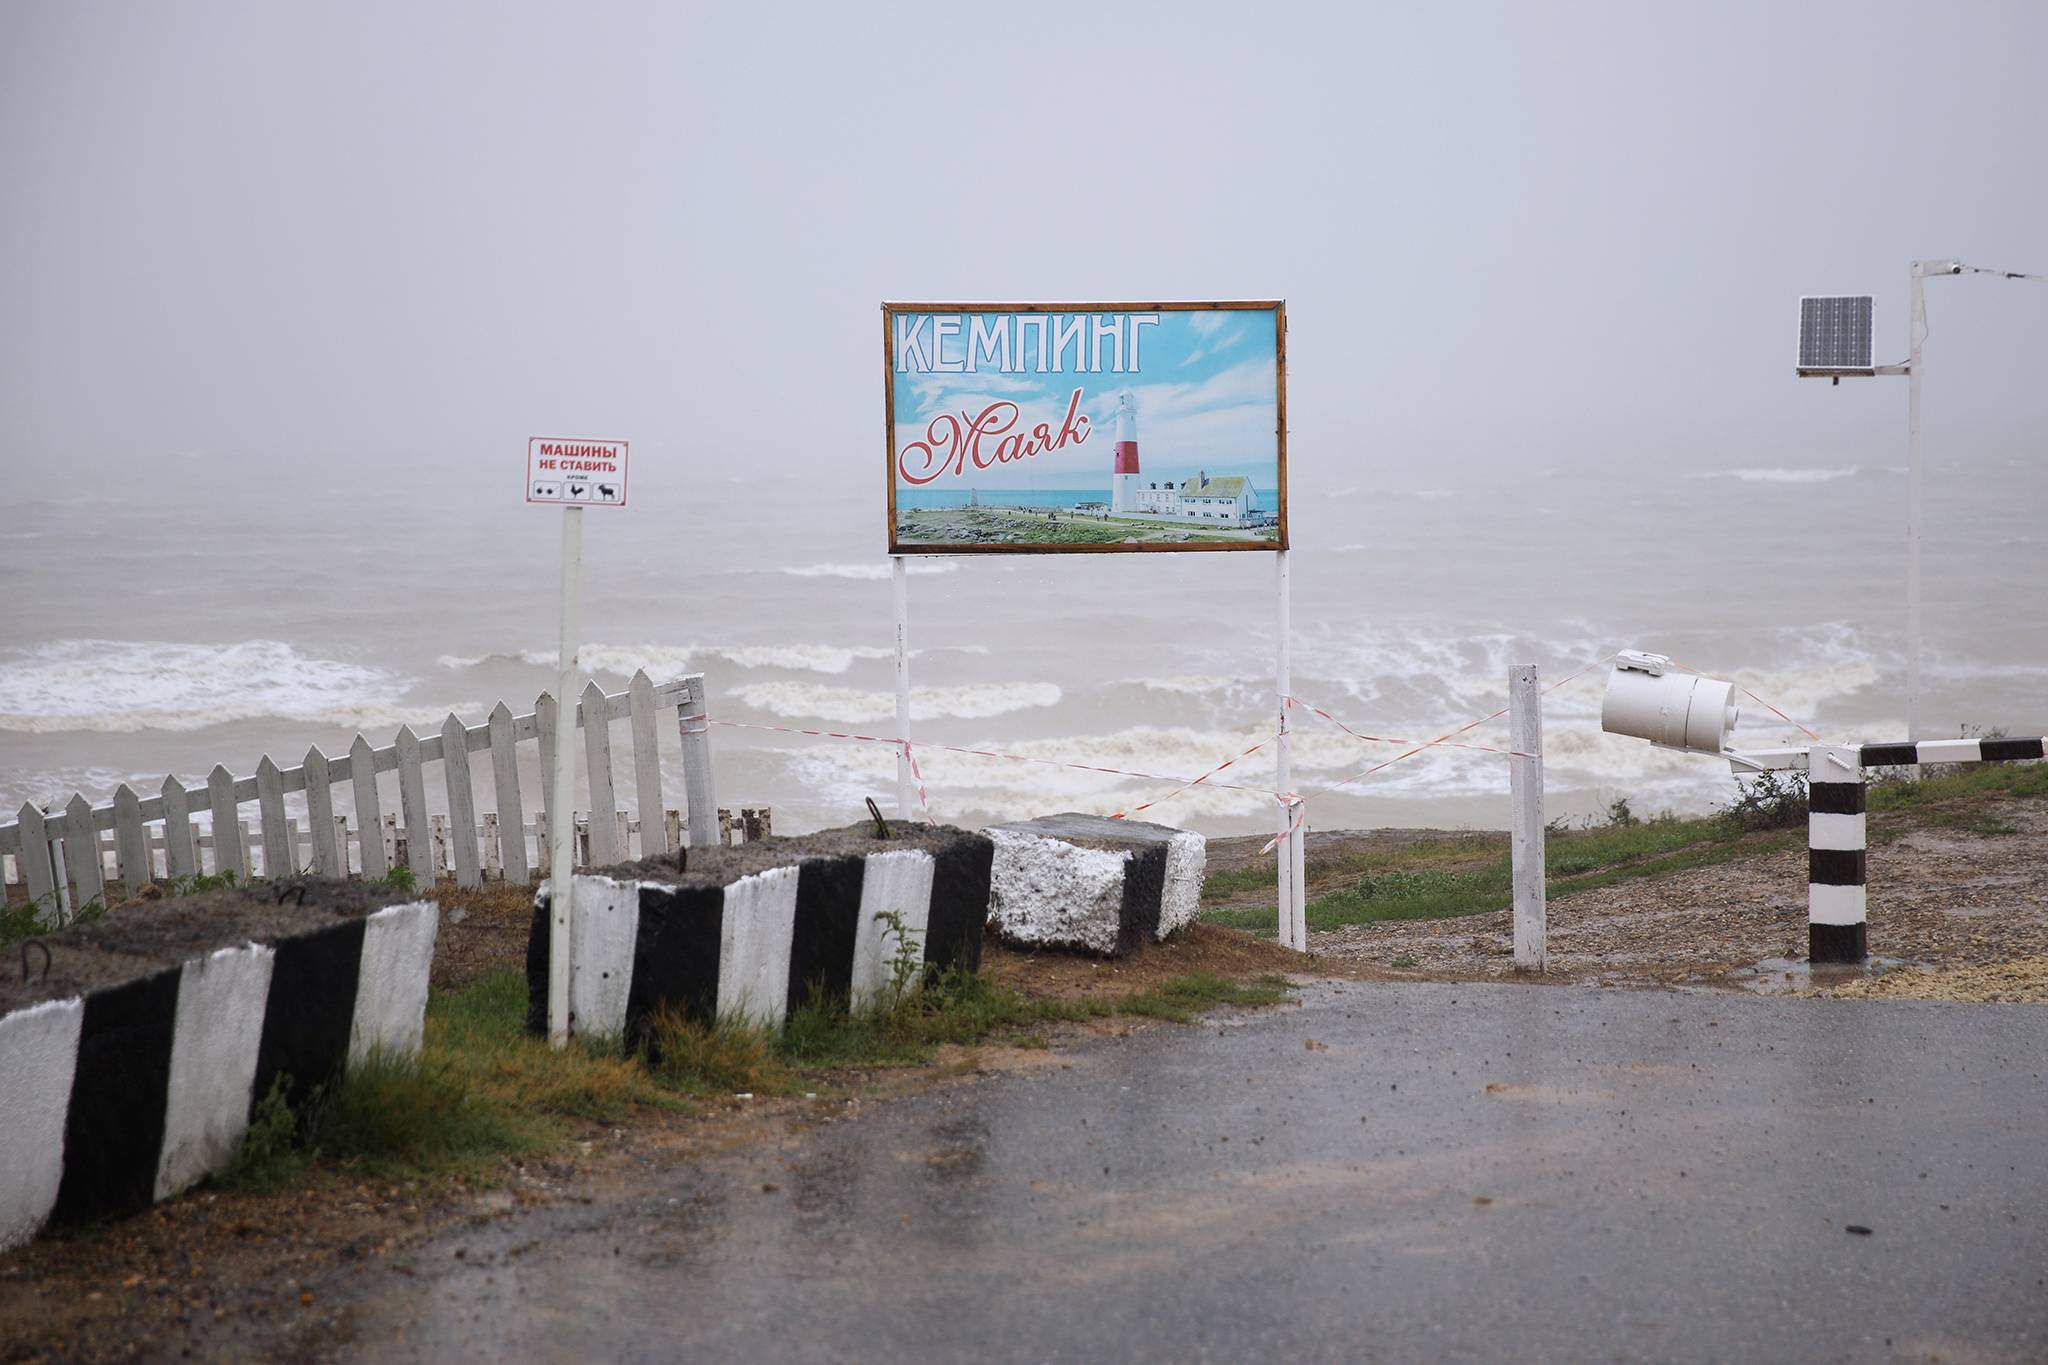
[{"left": 526, "top": 436, "right": 630, "bottom": 508}]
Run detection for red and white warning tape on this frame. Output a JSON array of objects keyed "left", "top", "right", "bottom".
[
  {"left": 682, "top": 650, "right": 1821, "bottom": 854},
  {"left": 1283, "top": 694, "right": 1533, "bottom": 759},
  {"left": 1299, "top": 654, "right": 1619, "bottom": 803},
  {"left": 1104, "top": 734, "right": 1282, "bottom": 821},
  {"left": 682, "top": 715, "right": 1288, "bottom": 826},
  {"left": 1665, "top": 657, "right": 1824, "bottom": 742}
]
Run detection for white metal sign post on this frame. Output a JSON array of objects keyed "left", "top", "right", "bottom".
[
  {"left": 1275, "top": 551, "right": 1306, "bottom": 950},
  {"left": 892, "top": 556, "right": 913, "bottom": 817},
  {"left": 527, "top": 437, "right": 628, "bottom": 1044}
]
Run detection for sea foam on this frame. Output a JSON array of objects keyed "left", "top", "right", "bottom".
[
  {"left": 0, "top": 640, "right": 435, "bottom": 734},
  {"left": 1686, "top": 466, "right": 1864, "bottom": 484},
  {"left": 731, "top": 680, "right": 1062, "bottom": 723},
  {"left": 782, "top": 561, "right": 960, "bottom": 581}
]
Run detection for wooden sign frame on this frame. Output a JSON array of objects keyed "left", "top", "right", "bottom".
[{"left": 882, "top": 300, "right": 1288, "bottom": 554}]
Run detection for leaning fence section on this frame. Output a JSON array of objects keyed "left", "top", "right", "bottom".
[{"left": 0, "top": 671, "right": 759, "bottom": 921}]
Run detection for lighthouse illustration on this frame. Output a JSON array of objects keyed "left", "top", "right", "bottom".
[{"left": 1110, "top": 389, "right": 1139, "bottom": 514}]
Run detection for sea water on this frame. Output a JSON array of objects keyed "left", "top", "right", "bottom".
[{"left": 2, "top": 453, "right": 2043, "bottom": 838}]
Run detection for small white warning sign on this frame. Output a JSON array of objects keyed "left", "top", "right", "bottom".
[{"left": 527, "top": 437, "right": 628, "bottom": 507}]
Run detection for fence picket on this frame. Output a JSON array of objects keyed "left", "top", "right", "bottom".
[
  {"left": 536, "top": 691, "right": 557, "bottom": 818},
  {"left": 441, "top": 713, "right": 482, "bottom": 887},
  {"left": 351, "top": 736, "right": 388, "bottom": 878},
  {"left": 304, "top": 744, "right": 341, "bottom": 877},
  {"left": 256, "top": 755, "right": 291, "bottom": 877},
  {"left": 430, "top": 814, "right": 450, "bottom": 878},
  {"left": 487, "top": 701, "right": 528, "bottom": 881},
  {"left": 207, "top": 766, "right": 242, "bottom": 879},
  {"left": 678, "top": 674, "right": 716, "bottom": 848},
  {"left": 395, "top": 726, "right": 435, "bottom": 884},
  {"left": 237, "top": 820, "right": 254, "bottom": 878},
  {"left": 113, "top": 783, "right": 150, "bottom": 887},
  {"left": 383, "top": 812, "right": 401, "bottom": 873},
  {"left": 65, "top": 793, "right": 105, "bottom": 907},
  {"left": 628, "top": 670, "right": 666, "bottom": 855},
  {"left": 664, "top": 809, "right": 683, "bottom": 856},
  {"left": 483, "top": 812, "right": 502, "bottom": 879},
  {"left": 582, "top": 681, "right": 621, "bottom": 865},
  {"left": 336, "top": 816, "right": 353, "bottom": 875},
  {"left": 16, "top": 803, "right": 56, "bottom": 917},
  {"left": 161, "top": 776, "right": 197, "bottom": 880}
]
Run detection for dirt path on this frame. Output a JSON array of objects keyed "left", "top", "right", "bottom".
[{"left": 1298, "top": 802, "right": 2048, "bottom": 996}]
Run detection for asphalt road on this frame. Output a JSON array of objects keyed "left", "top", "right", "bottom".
[{"left": 343, "top": 982, "right": 2048, "bottom": 1363}]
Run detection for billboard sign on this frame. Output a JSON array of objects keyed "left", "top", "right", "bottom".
[{"left": 884, "top": 301, "right": 1285, "bottom": 553}]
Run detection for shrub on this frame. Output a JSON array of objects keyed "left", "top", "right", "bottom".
[{"left": 1717, "top": 769, "right": 1809, "bottom": 833}]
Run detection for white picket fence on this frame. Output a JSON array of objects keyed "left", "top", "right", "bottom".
[{"left": 0, "top": 671, "right": 760, "bottom": 921}]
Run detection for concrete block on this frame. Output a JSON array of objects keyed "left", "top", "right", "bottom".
[
  {"left": 528, "top": 821, "right": 994, "bottom": 1043},
  {"left": 0, "top": 998, "right": 83, "bottom": 1250},
  {"left": 0, "top": 882, "right": 438, "bottom": 1240},
  {"left": 986, "top": 813, "right": 1207, "bottom": 957}
]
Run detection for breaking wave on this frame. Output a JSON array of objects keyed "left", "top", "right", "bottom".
[
  {"left": 731, "top": 680, "right": 1063, "bottom": 723},
  {"left": 437, "top": 642, "right": 969, "bottom": 676},
  {"left": 0, "top": 640, "right": 443, "bottom": 734},
  {"left": 1685, "top": 466, "right": 1865, "bottom": 485},
  {"left": 783, "top": 561, "right": 960, "bottom": 581}
]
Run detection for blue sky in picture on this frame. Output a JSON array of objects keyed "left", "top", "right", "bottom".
[{"left": 890, "top": 307, "right": 1281, "bottom": 496}]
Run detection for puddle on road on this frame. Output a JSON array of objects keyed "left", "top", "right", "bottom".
[{"left": 1728, "top": 955, "right": 1913, "bottom": 995}]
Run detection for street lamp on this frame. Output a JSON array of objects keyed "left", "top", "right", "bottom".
[{"left": 1797, "top": 260, "right": 2043, "bottom": 743}]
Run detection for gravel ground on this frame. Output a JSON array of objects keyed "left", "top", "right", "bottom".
[{"left": 1283, "top": 800, "right": 2048, "bottom": 999}]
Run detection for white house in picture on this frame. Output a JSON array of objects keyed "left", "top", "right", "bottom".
[{"left": 1130, "top": 470, "right": 1256, "bottom": 526}]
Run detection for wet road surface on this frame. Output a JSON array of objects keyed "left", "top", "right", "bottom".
[{"left": 343, "top": 982, "right": 2048, "bottom": 1362}]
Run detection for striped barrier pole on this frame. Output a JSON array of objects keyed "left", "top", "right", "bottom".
[
  {"left": 1807, "top": 736, "right": 2046, "bottom": 965},
  {"left": 1807, "top": 746, "right": 1867, "bottom": 965}
]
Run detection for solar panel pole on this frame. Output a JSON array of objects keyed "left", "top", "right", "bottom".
[{"left": 1905, "top": 262, "right": 1930, "bottom": 747}]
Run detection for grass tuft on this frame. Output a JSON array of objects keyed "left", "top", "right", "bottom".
[
  {"left": 650, "top": 1010, "right": 794, "bottom": 1095},
  {"left": 425, "top": 971, "right": 676, "bottom": 1123},
  {"left": 1207, "top": 759, "right": 2044, "bottom": 937}
]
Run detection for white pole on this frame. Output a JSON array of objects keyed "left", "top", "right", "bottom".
[
  {"left": 547, "top": 504, "right": 583, "bottom": 1046},
  {"left": 1508, "top": 664, "right": 1545, "bottom": 972},
  {"left": 1275, "top": 550, "right": 1303, "bottom": 951},
  {"left": 1906, "top": 262, "right": 1928, "bottom": 744},
  {"left": 892, "top": 554, "right": 913, "bottom": 818}
]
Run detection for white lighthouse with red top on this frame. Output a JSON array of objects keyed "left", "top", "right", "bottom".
[{"left": 1110, "top": 390, "right": 1139, "bottom": 514}]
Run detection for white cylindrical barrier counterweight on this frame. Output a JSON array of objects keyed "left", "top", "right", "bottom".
[
  {"left": 1600, "top": 654, "right": 1739, "bottom": 755},
  {"left": 1807, "top": 745, "right": 1868, "bottom": 964}
]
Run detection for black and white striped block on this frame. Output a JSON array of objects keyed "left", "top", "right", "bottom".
[
  {"left": 985, "top": 813, "right": 1206, "bottom": 958},
  {"left": 1807, "top": 745, "right": 1867, "bottom": 965},
  {"left": 1856, "top": 736, "right": 2046, "bottom": 768},
  {"left": 0, "top": 886, "right": 438, "bottom": 1247},
  {"left": 525, "top": 821, "right": 994, "bottom": 1043}
]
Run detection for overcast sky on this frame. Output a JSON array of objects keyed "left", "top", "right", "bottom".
[{"left": 4, "top": 0, "right": 2044, "bottom": 504}]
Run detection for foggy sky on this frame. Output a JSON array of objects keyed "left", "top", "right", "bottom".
[{"left": 4, "top": 0, "right": 2045, "bottom": 508}]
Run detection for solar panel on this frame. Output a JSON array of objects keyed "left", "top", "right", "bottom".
[{"left": 1798, "top": 295, "right": 1874, "bottom": 373}]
